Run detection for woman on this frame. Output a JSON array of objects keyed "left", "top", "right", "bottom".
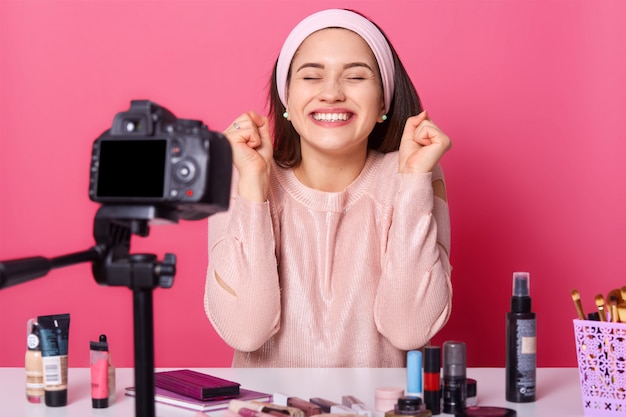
[{"left": 204, "top": 8, "right": 452, "bottom": 367}]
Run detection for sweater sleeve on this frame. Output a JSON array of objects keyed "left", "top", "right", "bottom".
[
  {"left": 204, "top": 194, "right": 281, "bottom": 352},
  {"left": 374, "top": 165, "right": 452, "bottom": 350}
]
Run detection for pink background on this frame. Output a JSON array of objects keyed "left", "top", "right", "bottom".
[{"left": 1, "top": 0, "right": 625, "bottom": 369}]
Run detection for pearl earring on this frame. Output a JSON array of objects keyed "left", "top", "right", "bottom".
[
  {"left": 381, "top": 114, "right": 388, "bottom": 121},
  {"left": 283, "top": 111, "right": 289, "bottom": 119}
]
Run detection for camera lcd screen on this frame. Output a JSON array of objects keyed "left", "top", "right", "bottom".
[{"left": 96, "top": 139, "right": 167, "bottom": 198}]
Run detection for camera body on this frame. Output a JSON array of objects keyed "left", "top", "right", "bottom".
[{"left": 89, "top": 100, "right": 232, "bottom": 220}]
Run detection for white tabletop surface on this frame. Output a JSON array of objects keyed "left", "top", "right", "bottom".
[{"left": 0, "top": 367, "right": 584, "bottom": 417}]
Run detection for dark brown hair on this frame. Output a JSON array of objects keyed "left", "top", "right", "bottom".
[{"left": 269, "top": 13, "right": 423, "bottom": 168}]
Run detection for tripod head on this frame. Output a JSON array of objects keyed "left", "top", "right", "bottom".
[{"left": 1, "top": 100, "right": 232, "bottom": 290}]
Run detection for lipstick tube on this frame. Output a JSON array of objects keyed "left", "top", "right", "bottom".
[
  {"left": 274, "top": 393, "right": 322, "bottom": 417},
  {"left": 423, "top": 346, "right": 441, "bottom": 415},
  {"left": 342, "top": 395, "right": 372, "bottom": 417},
  {"left": 309, "top": 397, "right": 353, "bottom": 414}
]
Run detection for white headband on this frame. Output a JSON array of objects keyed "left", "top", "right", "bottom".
[{"left": 276, "top": 9, "right": 395, "bottom": 113}]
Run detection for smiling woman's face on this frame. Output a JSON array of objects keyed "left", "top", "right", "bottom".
[{"left": 286, "top": 28, "right": 386, "bottom": 159}]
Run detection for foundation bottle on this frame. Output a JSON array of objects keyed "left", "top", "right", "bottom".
[{"left": 25, "top": 319, "right": 44, "bottom": 403}]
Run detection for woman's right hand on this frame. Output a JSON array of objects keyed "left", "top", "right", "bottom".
[{"left": 223, "top": 110, "right": 273, "bottom": 202}]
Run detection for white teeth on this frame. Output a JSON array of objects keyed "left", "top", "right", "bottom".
[{"left": 313, "top": 113, "right": 349, "bottom": 122}]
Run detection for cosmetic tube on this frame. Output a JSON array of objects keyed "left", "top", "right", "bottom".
[
  {"left": 505, "top": 272, "right": 536, "bottom": 402},
  {"left": 442, "top": 341, "right": 466, "bottom": 414},
  {"left": 90, "top": 334, "right": 109, "bottom": 408},
  {"left": 25, "top": 319, "right": 44, "bottom": 403},
  {"left": 423, "top": 346, "right": 441, "bottom": 415},
  {"left": 38, "top": 313, "right": 70, "bottom": 407},
  {"left": 406, "top": 350, "right": 423, "bottom": 397}
]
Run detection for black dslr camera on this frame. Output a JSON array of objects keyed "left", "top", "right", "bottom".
[{"left": 89, "top": 100, "right": 232, "bottom": 220}]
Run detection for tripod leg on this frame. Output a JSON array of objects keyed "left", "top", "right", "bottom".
[{"left": 133, "top": 288, "right": 156, "bottom": 417}]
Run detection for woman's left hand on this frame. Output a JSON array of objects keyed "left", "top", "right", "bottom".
[{"left": 398, "top": 111, "right": 452, "bottom": 174}]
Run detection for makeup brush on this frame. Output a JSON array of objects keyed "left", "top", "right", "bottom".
[
  {"left": 571, "top": 289, "right": 586, "bottom": 320},
  {"left": 608, "top": 294, "right": 620, "bottom": 323},
  {"left": 595, "top": 294, "right": 607, "bottom": 322},
  {"left": 618, "top": 302, "right": 626, "bottom": 324},
  {"left": 608, "top": 289, "right": 623, "bottom": 304}
]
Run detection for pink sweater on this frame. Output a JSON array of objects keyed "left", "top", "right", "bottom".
[{"left": 204, "top": 151, "right": 452, "bottom": 367}]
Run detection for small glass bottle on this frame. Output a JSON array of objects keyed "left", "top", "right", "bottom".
[
  {"left": 25, "top": 319, "right": 44, "bottom": 403},
  {"left": 385, "top": 396, "right": 432, "bottom": 417}
]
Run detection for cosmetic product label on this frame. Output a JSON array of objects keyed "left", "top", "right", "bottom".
[
  {"left": 92, "top": 358, "right": 109, "bottom": 398},
  {"left": 515, "top": 319, "right": 536, "bottom": 396},
  {"left": 25, "top": 374, "right": 44, "bottom": 390},
  {"left": 520, "top": 334, "right": 536, "bottom": 355},
  {"left": 506, "top": 314, "right": 536, "bottom": 402},
  {"left": 442, "top": 377, "right": 466, "bottom": 414},
  {"left": 43, "top": 356, "right": 66, "bottom": 387}
]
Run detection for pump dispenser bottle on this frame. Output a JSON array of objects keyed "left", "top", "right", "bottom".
[{"left": 505, "top": 272, "right": 536, "bottom": 402}]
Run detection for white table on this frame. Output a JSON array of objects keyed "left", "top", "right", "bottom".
[{"left": 0, "top": 367, "right": 584, "bottom": 417}]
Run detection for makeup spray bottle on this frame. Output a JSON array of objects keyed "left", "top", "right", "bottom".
[
  {"left": 505, "top": 271, "right": 536, "bottom": 402},
  {"left": 442, "top": 341, "right": 466, "bottom": 414}
]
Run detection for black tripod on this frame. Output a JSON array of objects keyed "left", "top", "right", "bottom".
[{"left": 0, "top": 204, "right": 183, "bottom": 417}]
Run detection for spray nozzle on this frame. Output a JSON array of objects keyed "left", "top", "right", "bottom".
[{"left": 512, "top": 272, "right": 530, "bottom": 297}]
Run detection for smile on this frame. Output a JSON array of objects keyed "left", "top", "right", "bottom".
[{"left": 311, "top": 112, "right": 351, "bottom": 122}]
